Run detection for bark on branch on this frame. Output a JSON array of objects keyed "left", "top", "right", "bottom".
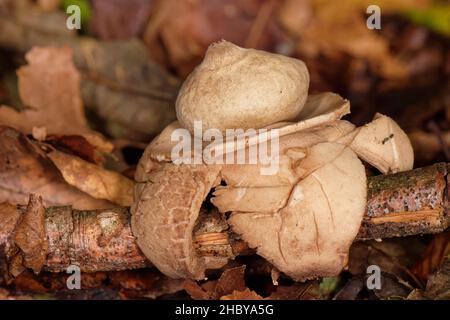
[{"left": 0, "top": 164, "right": 449, "bottom": 274}]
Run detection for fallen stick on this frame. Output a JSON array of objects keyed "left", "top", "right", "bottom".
[{"left": 0, "top": 164, "right": 449, "bottom": 274}]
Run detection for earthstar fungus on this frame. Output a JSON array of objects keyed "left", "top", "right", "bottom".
[{"left": 131, "top": 41, "right": 414, "bottom": 281}]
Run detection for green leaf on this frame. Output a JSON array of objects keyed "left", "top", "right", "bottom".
[
  {"left": 404, "top": 4, "right": 450, "bottom": 36},
  {"left": 319, "top": 276, "right": 342, "bottom": 296}
]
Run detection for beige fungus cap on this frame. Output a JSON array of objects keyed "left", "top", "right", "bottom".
[{"left": 176, "top": 40, "right": 310, "bottom": 134}]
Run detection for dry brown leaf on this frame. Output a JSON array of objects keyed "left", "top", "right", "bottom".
[
  {"left": 412, "top": 232, "right": 450, "bottom": 281},
  {"left": 333, "top": 276, "right": 365, "bottom": 300},
  {"left": 0, "top": 126, "right": 112, "bottom": 210},
  {"left": 423, "top": 255, "right": 450, "bottom": 299},
  {"left": 0, "top": 3, "right": 181, "bottom": 140},
  {"left": 44, "top": 134, "right": 105, "bottom": 165},
  {"left": 47, "top": 149, "right": 135, "bottom": 206},
  {"left": 106, "top": 269, "right": 185, "bottom": 299},
  {"left": 91, "top": 0, "right": 153, "bottom": 40},
  {"left": 144, "top": 0, "right": 282, "bottom": 77},
  {"left": 0, "top": 287, "right": 32, "bottom": 300},
  {"left": 267, "top": 282, "right": 321, "bottom": 300},
  {"left": 183, "top": 279, "right": 211, "bottom": 300},
  {"left": 409, "top": 130, "right": 450, "bottom": 164},
  {"left": 349, "top": 240, "right": 424, "bottom": 289},
  {"left": 220, "top": 288, "right": 263, "bottom": 300},
  {"left": 278, "top": 0, "right": 419, "bottom": 80},
  {"left": 213, "top": 265, "right": 247, "bottom": 298},
  {"left": 0, "top": 46, "right": 112, "bottom": 153},
  {"left": 143, "top": 278, "right": 185, "bottom": 300},
  {"left": 37, "top": 0, "right": 60, "bottom": 12},
  {"left": 12, "top": 195, "right": 47, "bottom": 275},
  {"left": 0, "top": 202, "right": 20, "bottom": 256},
  {"left": 183, "top": 265, "right": 247, "bottom": 300}
]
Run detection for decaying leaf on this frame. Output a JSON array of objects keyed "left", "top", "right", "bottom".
[
  {"left": 143, "top": 0, "right": 282, "bottom": 77},
  {"left": 349, "top": 240, "right": 425, "bottom": 289},
  {"left": 0, "top": 287, "right": 32, "bottom": 300},
  {"left": 0, "top": 126, "right": 112, "bottom": 209},
  {"left": 220, "top": 288, "right": 263, "bottom": 300},
  {"left": 278, "top": 0, "right": 430, "bottom": 80},
  {"left": 144, "top": 0, "right": 429, "bottom": 80},
  {"left": 372, "top": 272, "right": 412, "bottom": 299},
  {"left": 408, "top": 130, "right": 450, "bottom": 164},
  {"left": 0, "top": 2, "right": 181, "bottom": 140},
  {"left": 333, "top": 277, "right": 365, "bottom": 300},
  {"left": 44, "top": 134, "right": 106, "bottom": 165},
  {"left": 183, "top": 265, "right": 248, "bottom": 300},
  {"left": 91, "top": 0, "right": 152, "bottom": 40},
  {"left": 408, "top": 253, "right": 450, "bottom": 300},
  {"left": 212, "top": 265, "right": 247, "bottom": 299},
  {"left": 143, "top": 278, "right": 185, "bottom": 300},
  {"left": 0, "top": 46, "right": 112, "bottom": 152},
  {"left": 422, "top": 255, "right": 450, "bottom": 299},
  {"left": 106, "top": 269, "right": 185, "bottom": 300},
  {"left": 11, "top": 195, "right": 48, "bottom": 275},
  {"left": 183, "top": 280, "right": 212, "bottom": 300},
  {"left": 37, "top": 0, "right": 60, "bottom": 12},
  {"left": 47, "top": 149, "right": 135, "bottom": 206},
  {"left": 268, "top": 282, "right": 322, "bottom": 300},
  {"left": 0, "top": 203, "right": 20, "bottom": 255},
  {"left": 413, "top": 232, "right": 450, "bottom": 281}
]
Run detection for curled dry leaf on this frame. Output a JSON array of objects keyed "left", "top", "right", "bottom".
[
  {"left": 184, "top": 265, "right": 248, "bottom": 300},
  {"left": 10, "top": 195, "right": 48, "bottom": 276},
  {"left": 183, "top": 279, "right": 212, "bottom": 300},
  {"left": 0, "top": 46, "right": 112, "bottom": 153},
  {"left": 0, "top": 126, "right": 111, "bottom": 210},
  {"left": 44, "top": 134, "right": 106, "bottom": 165},
  {"left": 0, "top": 202, "right": 21, "bottom": 255},
  {"left": 47, "top": 149, "right": 135, "bottom": 207},
  {"left": 213, "top": 265, "right": 247, "bottom": 299}
]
